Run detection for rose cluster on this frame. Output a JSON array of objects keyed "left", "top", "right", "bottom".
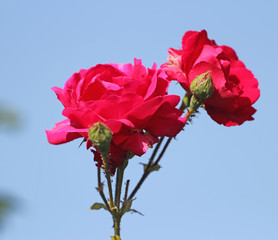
[{"left": 46, "top": 30, "right": 260, "bottom": 169}]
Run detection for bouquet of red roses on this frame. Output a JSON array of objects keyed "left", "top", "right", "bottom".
[{"left": 46, "top": 30, "right": 260, "bottom": 239}]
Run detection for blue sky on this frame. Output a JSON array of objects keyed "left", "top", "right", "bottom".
[{"left": 0, "top": 0, "right": 277, "bottom": 239}]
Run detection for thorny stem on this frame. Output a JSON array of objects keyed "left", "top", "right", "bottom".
[
  {"left": 115, "top": 166, "right": 124, "bottom": 210},
  {"left": 151, "top": 109, "right": 194, "bottom": 170},
  {"left": 113, "top": 164, "right": 126, "bottom": 238},
  {"left": 148, "top": 136, "right": 165, "bottom": 165},
  {"left": 153, "top": 137, "right": 173, "bottom": 166},
  {"left": 114, "top": 169, "right": 120, "bottom": 209},
  {"left": 153, "top": 108, "right": 194, "bottom": 166},
  {"left": 127, "top": 170, "right": 147, "bottom": 201},
  {"left": 128, "top": 108, "right": 194, "bottom": 201},
  {"left": 124, "top": 180, "right": 130, "bottom": 202},
  {"left": 101, "top": 154, "right": 114, "bottom": 209},
  {"left": 113, "top": 216, "right": 121, "bottom": 237},
  {"left": 127, "top": 137, "right": 164, "bottom": 201},
  {"left": 96, "top": 104, "right": 195, "bottom": 237},
  {"left": 100, "top": 154, "right": 121, "bottom": 237},
  {"left": 185, "top": 109, "right": 193, "bottom": 119},
  {"left": 97, "top": 167, "right": 111, "bottom": 213},
  {"left": 127, "top": 138, "right": 170, "bottom": 201},
  {"left": 98, "top": 158, "right": 122, "bottom": 238}
]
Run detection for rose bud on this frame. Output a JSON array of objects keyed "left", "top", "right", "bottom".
[
  {"left": 190, "top": 71, "right": 214, "bottom": 100},
  {"left": 89, "top": 122, "right": 112, "bottom": 155}
]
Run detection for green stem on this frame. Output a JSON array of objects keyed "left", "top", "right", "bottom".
[
  {"left": 128, "top": 109, "right": 193, "bottom": 201},
  {"left": 113, "top": 216, "right": 121, "bottom": 237},
  {"left": 102, "top": 154, "right": 114, "bottom": 208},
  {"left": 153, "top": 137, "right": 172, "bottom": 166},
  {"left": 115, "top": 166, "right": 124, "bottom": 210},
  {"left": 123, "top": 180, "right": 130, "bottom": 202},
  {"left": 126, "top": 136, "right": 170, "bottom": 200},
  {"left": 127, "top": 173, "right": 146, "bottom": 201},
  {"left": 127, "top": 137, "right": 164, "bottom": 200},
  {"left": 153, "top": 109, "right": 193, "bottom": 166},
  {"left": 148, "top": 136, "right": 165, "bottom": 165},
  {"left": 97, "top": 166, "right": 111, "bottom": 213},
  {"left": 101, "top": 154, "right": 121, "bottom": 237}
]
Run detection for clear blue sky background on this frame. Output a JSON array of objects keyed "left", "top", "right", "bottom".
[{"left": 0, "top": 0, "right": 277, "bottom": 239}]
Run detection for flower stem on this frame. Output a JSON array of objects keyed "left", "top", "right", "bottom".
[
  {"left": 128, "top": 108, "right": 194, "bottom": 201},
  {"left": 127, "top": 137, "right": 164, "bottom": 201},
  {"left": 153, "top": 137, "right": 172, "bottom": 166},
  {"left": 185, "top": 109, "right": 193, "bottom": 119},
  {"left": 153, "top": 109, "right": 194, "bottom": 166},
  {"left": 149, "top": 136, "right": 165, "bottom": 165},
  {"left": 127, "top": 170, "right": 147, "bottom": 201},
  {"left": 97, "top": 166, "right": 111, "bottom": 213},
  {"left": 115, "top": 166, "right": 124, "bottom": 210},
  {"left": 101, "top": 154, "right": 114, "bottom": 208},
  {"left": 113, "top": 216, "right": 121, "bottom": 237},
  {"left": 123, "top": 180, "right": 130, "bottom": 202}
]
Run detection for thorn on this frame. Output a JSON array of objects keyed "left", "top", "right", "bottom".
[{"left": 78, "top": 138, "right": 86, "bottom": 148}]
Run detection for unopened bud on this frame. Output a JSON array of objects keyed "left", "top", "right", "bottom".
[
  {"left": 190, "top": 71, "right": 214, "bottom": 100},
  {"left": 88, "top": 122, "right": 112, "bottom": 155}
]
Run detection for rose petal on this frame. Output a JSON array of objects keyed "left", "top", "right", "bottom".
[
  {"left": 62, "top": 107, "right": 106, "bottom": 129},
  {"left": 206, "top": 105, "right": 256, "bottom": 126},
  {"left": 114, "top": 132, "right": 159, "bottom": 156},
  {"left": 145, "top": 101, "right": 186, "bottom": 137},
  {"left": 46, "top": 119, "right": 88, "bottom": 144}
]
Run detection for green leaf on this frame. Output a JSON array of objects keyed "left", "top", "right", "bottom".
[
  {"left": 95, "top": 182, "right": 104, "bottom": 192},
  {"left": 111, "top": 235, "right": 121, "bottom": 240},
  {"left": 141, "top": 163, "right": 148, "bottom": 171},
  {"left": 150, "top": 164, "right": 161, "bottom": 172},
  {"left": 121, "top": 199, "right": 144, "bottom": 216},
  {"left": 89, "top": 202, "right": 108, "bottom": 211},
  {"left": 140, "top": 163, "right": 161, "bottom": 173}
]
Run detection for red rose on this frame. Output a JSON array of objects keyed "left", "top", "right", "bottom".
[
  {"left": 162, "top": 30, "right": 260, "bottom": 126},
  {"left": 46, "top": 59, "right": 186, "bottom": 169}
]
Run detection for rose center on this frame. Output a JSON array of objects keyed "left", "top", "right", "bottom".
[{"left": 225, "top": 75, "right": 243, "bottom": 96}]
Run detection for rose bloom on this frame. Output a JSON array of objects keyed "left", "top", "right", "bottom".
[
  {"left": 46, "top": 59, "right": 186, "bottom": 171},
  {"left": 162, "top": 30, "right": 260, "bottom": 126}
]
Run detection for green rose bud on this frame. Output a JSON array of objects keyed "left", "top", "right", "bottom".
[
  {"left": 88, "top": 122, "right": 112, "bottom": 155},
  {"left": 190, "top": 71, "right": 214, "bottom": 100}
]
